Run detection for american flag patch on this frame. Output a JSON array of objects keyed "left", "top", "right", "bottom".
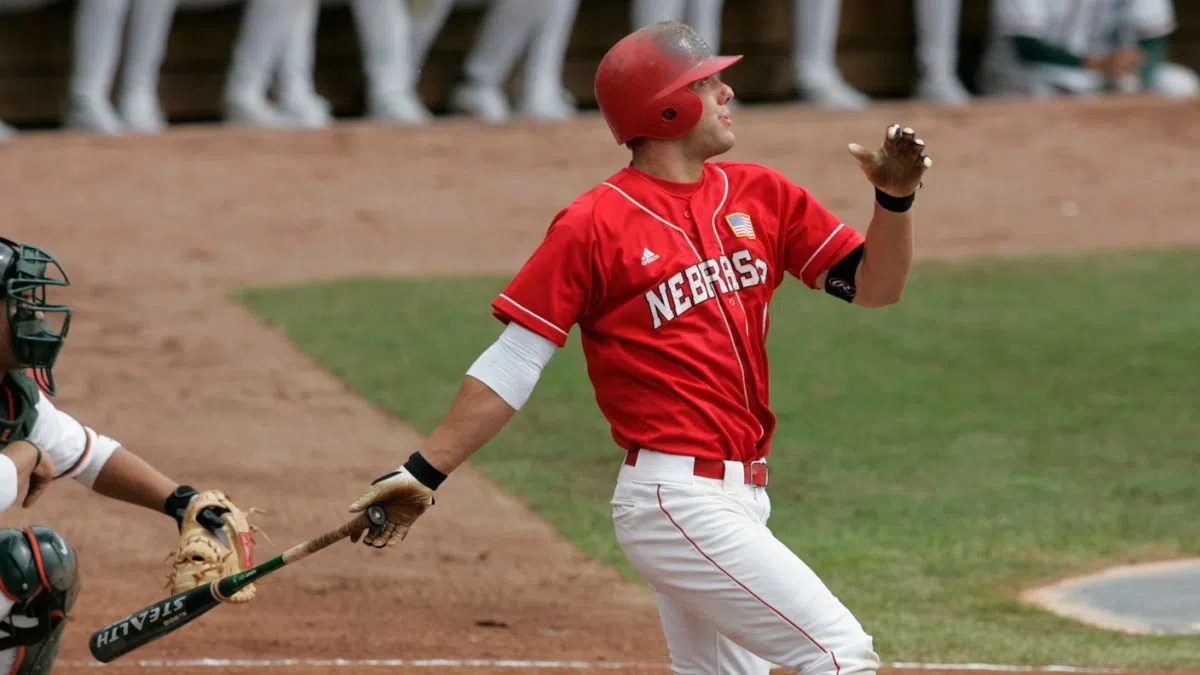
[{"left": 725, "top": 212, "right": 755, "bottom": 239}]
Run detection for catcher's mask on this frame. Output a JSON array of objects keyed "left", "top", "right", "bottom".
[
  {"left": 594, "top": 21, "right": 742, "bottom": 145},
  {"left": 0, "top": 237, "right": 71, "bottom": 395}
]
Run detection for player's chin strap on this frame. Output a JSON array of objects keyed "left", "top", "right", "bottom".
[
  {"left": 0, "top": 601, "right": 61, "bottom": 650},
  {"left": 0, "top": 604, "right": 72, "bottom": 674}
]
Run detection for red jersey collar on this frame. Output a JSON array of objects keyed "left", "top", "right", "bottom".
[{"left": 621, "top": 164, "right": 709, "bottom": 198}]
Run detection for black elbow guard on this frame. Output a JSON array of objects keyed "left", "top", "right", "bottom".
[{"left": 824, "top": 244, "right": 864, "bottom": 303}]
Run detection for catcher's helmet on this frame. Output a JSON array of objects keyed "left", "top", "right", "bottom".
[
  {"left": 594, "top": 21, "right": 742, "bottom": 145},
  {"left": 0, "top": 237, "right": 71, "bottom": 395}
]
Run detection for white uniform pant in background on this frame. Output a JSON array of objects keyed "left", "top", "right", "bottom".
[
  {"left": 631, "top": 0, "right": 724, "bottom": 53},
  {"left": 413, "top": 0, "right": 579, "bottom": 122},
  {"left": 611, "top": 449, "right": 880, "bottom": 675}
]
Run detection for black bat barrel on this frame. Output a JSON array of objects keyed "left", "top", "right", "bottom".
[{"left": 89, "top": 584, "right": 221, "bottom": 663}]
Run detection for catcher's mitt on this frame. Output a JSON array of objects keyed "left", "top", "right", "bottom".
[{"left": 166, "top": 489, "right": 266, "bottom": 603}]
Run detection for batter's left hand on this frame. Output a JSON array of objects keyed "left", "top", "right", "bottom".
[{"left": 848, "top": 123, "right": 932, "bottom": 198}]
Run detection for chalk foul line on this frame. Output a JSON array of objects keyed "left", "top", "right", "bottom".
[{"left": 62, "top": 658, "right": 1135, "bottom": 672}]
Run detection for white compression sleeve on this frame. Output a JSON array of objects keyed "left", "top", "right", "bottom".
[
  {"left": 29, "top": 392, "right": 121, "bottom": 489},
  {"left": 465, "top": 321, "right": 557, "bottom": 411},
  {"left": 0, "top": 454, "right": 17, "bottom": 514}
]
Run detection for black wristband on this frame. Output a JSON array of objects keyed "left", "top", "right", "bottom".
[
  {"left": 403, "top": 452, "right": 447, "bottom": 491},
  {"left": 164, "top": 484, "right": 199, "bottom": 527},
  {"left": 875, "top": 187, "right": 915, "bottom": 213}
]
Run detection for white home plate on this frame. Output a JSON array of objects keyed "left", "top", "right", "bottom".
[{"left": 1021, "top": 558, "right": 1200, "bottom": 635}]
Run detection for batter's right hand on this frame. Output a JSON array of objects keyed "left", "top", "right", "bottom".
[{"left": 348, "top": 467, "right": 435, "bottom": 548}]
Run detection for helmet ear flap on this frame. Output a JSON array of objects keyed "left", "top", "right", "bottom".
[{"left": 646, "top": 88, "right": 703, "bottom": 141}]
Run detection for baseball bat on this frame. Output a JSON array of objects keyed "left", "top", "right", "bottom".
[{"left": 88, "top": 504, "right": 388, "bottom": 663}]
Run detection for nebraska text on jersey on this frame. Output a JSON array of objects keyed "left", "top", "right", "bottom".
[
  {"left": 646, "top": 249, "right": 768, "bottom": 329},
  {"left": 489, "top": 162, "right": 865, "bottom": 463}
]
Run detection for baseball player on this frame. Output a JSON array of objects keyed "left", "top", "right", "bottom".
[
  {"left": 0, "top": 236, "right": 261, "bottom": 673},
  {"left": 348, "top": 20, "right": 931, "bottom": 674},
  {"left": 977, "top": 0, "right": 1199, "bottom": 99}
]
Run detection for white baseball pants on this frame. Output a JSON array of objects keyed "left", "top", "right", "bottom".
[{"left": 611, "top": 449, "right": 880, "bottom": 675}]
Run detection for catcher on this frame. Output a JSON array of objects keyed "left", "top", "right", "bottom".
[{"left": 0, "top": 236, "right": 262, "bottom": 674}]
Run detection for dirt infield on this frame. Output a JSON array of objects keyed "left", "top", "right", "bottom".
[{"left": 0, "top": 94, "right": 1195, "bottom": 674}]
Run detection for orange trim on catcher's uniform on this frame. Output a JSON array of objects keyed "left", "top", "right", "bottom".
[
  {"left": 8, "top": 645, "right": 24, "bottom": 675},
  {"left": 59, "top": 427, "right": 93, "bottom": 479},
  {"left": 625, "top": 449, "right": 768, "bottom": 487},
  {"left": 0, "top": 385, "right": 13, "bottom": 444},
  {"left": 22, "top": 528, "right": 51, "bottom": 590}
]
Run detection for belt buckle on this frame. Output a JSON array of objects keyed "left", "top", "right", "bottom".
[{"left": 749, "top": 462, "right": 768, "bottom": 487}]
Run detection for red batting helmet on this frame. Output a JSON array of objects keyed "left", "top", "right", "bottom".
[{"left": 594, "top": 21, "right": 742, "bottom": 145}]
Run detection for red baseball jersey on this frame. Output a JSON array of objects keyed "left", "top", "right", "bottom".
[{"left": 491, "top": 161, "right": 863, "bottom": 463}]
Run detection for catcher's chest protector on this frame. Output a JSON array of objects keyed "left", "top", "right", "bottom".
[
  {"left": 0, "top": 371, "right": 39, "bottom": 444},
  {"left": 0, "top": 527, "right": 81, "bottom": 674}
]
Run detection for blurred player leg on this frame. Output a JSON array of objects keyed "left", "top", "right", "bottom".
[
  {"left": 409, "top": 0, "right": 456, "bottom": 70},
  {"left": 450, "top": 0, "right": 541, "bottom": 123},
  {"left": 116, "top": 0, "right": 178, "bottom": 133},
  {"left": 276, "top": 0, "right": 333, "bottom": 128},
  {"left": 973, "top": 1, "right": 1045, "bottom": 99},
  {"left": 687, "top": 0, "right": 724, "bottom": 53},
  {"left": 348, "top": 0, "right": 433, "bottom": 124},
  {"left": 913, "top": 0, "right": 971, "bottom": 105},
  {"left": 519, "top": 0, "right": 579, "bottom": 121},
  {"left": 65, "top": 0, "right": 130, "bottom": 133},
  {"left": 224, "top": 0, "right": 296, "bottom": 127},
  {"left": 1146, "top": 62, "right": 1200, "bottom": 98},
  {"left": 632, "top": 0, "right": 684, "bottom": 26},
  {"left": 791, "top": 0, "right": 870, "bottom": 109}
]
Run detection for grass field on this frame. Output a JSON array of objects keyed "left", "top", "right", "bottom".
[{"left": 236, "top": 248, "right": 1200, "bottom": 669}]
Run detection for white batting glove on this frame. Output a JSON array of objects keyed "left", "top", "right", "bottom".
[
  {"left": 348, "top": 455, "right": 442, "bottom": 548},
  {"left": 848, "top": 123, "right": 933, "bottom": 198}
]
